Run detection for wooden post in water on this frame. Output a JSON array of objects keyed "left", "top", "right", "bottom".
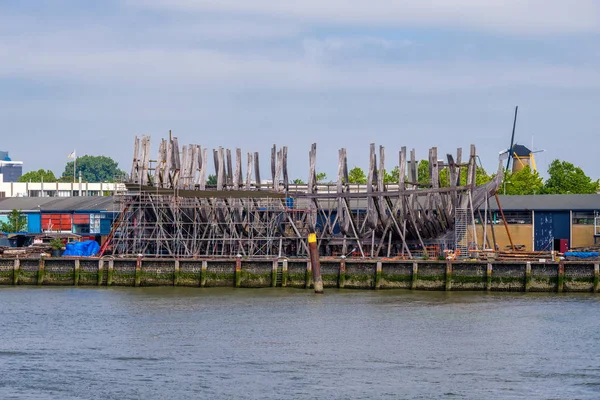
[
  {"left": 98, "top": 259, "right": 104, "bottom": 286},
  {"left": 445, "top": 261, "right": 453, "bottom": 291},
  {"left": 282, "top": 259, "right": 288, "bottom": 287},
  {"left": 411, "top": 262, "right": 418, "bottom": 290},
  {"left": 486, "top": 263, "right": 493, "bottom": 291},
  {"left": 38, "top": 257, "right": 45, "bottom": 286},
  {"left": 375, "top": 261, "right": 382, "bottom": 290},
  {"left": 594, "top": 263, "right": 599, "bottom": 293},
  {"left": 235, "top": 256, "right": 242, "bottom": 288},
  {"left": 107, "top": 260, "right": 114, "bottom": 286},
  {"left": 200, "top": 260, "right": 207, "bottom": 287},
  {"left": 557, "top": 262, "right": 565, "bottom": 293},
  {"left": 13, "top": 259, "right": 20, "bottom": 285},
  {"left": 135, "top": 256, "right": 142, "bottom": 287},
  {"left": 74, "top": 259, "right": 80, "bottom": 286},
  {"left": 308, "top": 233, "right": 323, "bottom": 294},
  {"left": 339, "top": 257, "right": 346, "bottom": 288},
  {"left": 174, "top": 259, "right": 180, "bottom": 286},
  {"left": 272, "top": 260, "right": 278, "bottom": 288},
  {"left": 525, "top": 262, "right": 532, "bottom": 292}
]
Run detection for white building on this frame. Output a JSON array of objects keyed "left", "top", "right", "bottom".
[{"left": 0, "top": 181, "right": 124, "bottom": 198}]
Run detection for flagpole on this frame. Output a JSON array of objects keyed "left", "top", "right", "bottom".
[{"left": 73, "top": 150, "right": 77, "bottom": 183}]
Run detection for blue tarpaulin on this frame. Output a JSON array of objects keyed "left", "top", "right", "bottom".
[
  {"left": 564, "top": 252, "right": 600, "bottom": 259},
  {"left": 63, "top": 240, "right": 100, "bottom": 257}
]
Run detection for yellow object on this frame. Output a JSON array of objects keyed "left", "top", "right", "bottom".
[{"left": 308, "top": 233, "right": 317, "bottom": 243}]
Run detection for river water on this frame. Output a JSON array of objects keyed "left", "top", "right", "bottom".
[{"left": 0, "top": 288, "right": 599, "bottom": 399}]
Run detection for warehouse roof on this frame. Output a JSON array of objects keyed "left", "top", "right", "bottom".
[
  {"left": 0, "top": 196, "right": 120, "bottom": 213},
  {"left": 493, "top": 194, "right": 600, "bottom": 211}
]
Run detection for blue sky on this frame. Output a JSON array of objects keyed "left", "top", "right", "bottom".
[{"left": 1, "top": 0, "right": 599, "bottom": 180}]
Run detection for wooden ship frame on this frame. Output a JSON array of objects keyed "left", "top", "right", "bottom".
[{"left": 108, "top": 134, "right": 503, "bottom": 259}]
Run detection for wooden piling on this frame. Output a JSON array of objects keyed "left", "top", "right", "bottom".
[
  {"left": 135, "top": 256, "right": 142, "bottom": 287},
  {"left": 272, "top": 260, "right": 278, "bottom": 287},
  {"left": 201, "top": 260, "right": 207, "bottom": 287},
  {"left": 339, "top": 258, "right": 346, "bottom": 288},
  {"left": 411, "top": 262, "right": 418, "bottom": 290},
  {"left": 98, "top": 259, "right": 104, "bottom": 286},
  {"left": 486, "top": 263, "right": 492, "bottom": 291},
  {"left": 557, "top": 263, "right": 565, "bottom": 293},
  {"left": 174, "top": 259, "right": 180, "bottom": 286},
  {"left": 282, "top": 259, "right": 288, "bottom": 287},
  {"left": 445, "top": 261, "right": 452, "bottom": 291},
  {"left": 38, "top": 258, "right": 45, "bottom": 286},
  {"left": 235, "top": 257, "right": 242, "bottom": 287},
  {"left": 74, "top": 259, "right": 80, "bottom": 286},
  {"left": 594, "top": 263, "right": 599, "bottom": 293},
  {"left": 525, "top": 262, "right": 531, "bottom": 292},
  {"left": 107, "top": 260, "right": 114, "bottom": 286},
  {"left": 375, "top": 261, "right": 382, "bottom": 290},
  {"left": 13, "top": 259, "right": 20, "bottom": 285},
  {"left": 308, "top": 233, "right": 323, "bottom": 294}
]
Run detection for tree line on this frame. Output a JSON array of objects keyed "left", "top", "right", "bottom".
[
  {"left": 292, "top": 159, "right": 599, "bottom": 195},
  {"left": 18, "top": 155, "right": 599, "bottom": 195}
]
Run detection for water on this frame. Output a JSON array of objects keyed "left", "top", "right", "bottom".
[{"left": 0, "top": 288, "right": 599, "bottom": 399}]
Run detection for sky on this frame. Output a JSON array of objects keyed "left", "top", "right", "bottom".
[{"left": 1, "top": 0, "right": 599, "bottom": 181}]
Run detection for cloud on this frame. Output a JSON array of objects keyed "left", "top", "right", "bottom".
[{"left": 132, "top": 0, "right": 600, "bottom": 35}]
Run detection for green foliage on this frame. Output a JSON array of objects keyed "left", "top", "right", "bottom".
[
  {"left": 417, "top": 160, "right": 430, "bottom": 185},
  {"left": 292, "top": 178, "right": 305, "bottom": 185},
  {"left": 384, "top": 166, "right": 400, "bottom": 184},
  {"left": 316, "top": 172, "right": 327, "bottom": 183},
  {"left": 18, "top": 169, "right": 57, "bottom": 183},
  {"left": 0, "top": 209, "right": 27, "bottom": 233},
  {"left": 502, "top": 166, "right": 544, "bottom": 195},
  {"left": 61, "top": 155, "right": 126, "bottom": 182},
  {"left": 348, "top": 167, "right": 367, "bottom": 184},
  {"left": 207, "top": 174, "right": 217, "bottom": 185},
  {"left": 543, "top": 160, "right": 599, "bottom": 194},
  {"left": 440, "top": 165, "right": 493, "bottom": 187}
]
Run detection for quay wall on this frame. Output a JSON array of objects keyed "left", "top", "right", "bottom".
[{"left": 0, "top": 258, "right": 598, "bottom": 293}]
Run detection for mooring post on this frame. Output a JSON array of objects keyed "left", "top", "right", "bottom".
[
  {"left": 339, "top": 257, "right": 346, "bottom": 288},
  {"left": 107, "top": 260, "right": 114, "bottom": 286},
  {"left": 174, "top": 259, "right": 180, "bottom": 286},
  {"left": 98, "top": 259, "right": 104, "bottom": 286},
  {"left": 411, "top": 262, "right": 418, "bottom": 290},
  {"left": 308, "top": 233, "right": 323, "bottom": 294},
  {"left": 445, "top": 261, "right": 453, "bottom": 291},
  {"left": 525, "top": 261, "right": 532, "bottom": 292},
  {"left": 38, "top": 257, "right": 45, "bottom": 286},
  {"left": 200, "top": 260, "right": 207, "bottom": 287},
  {"left": 271, "top": 260, "right": 278, "bottom": 288},
  {"left": 306, "top": 261, "right": 312, "bottom": 289},
  {"left": 13, "top": 259, "right": 20, "bottom": 285},
  {"left": 557, "top": 262, "right": 565, "bottom": 293},
  {"left": 282, "top": 259, "right": 288, "bottom": 287},
  {"left": 135, "top": 256, "right": 142, "bottom": 287},
  {"left": 486, "top": 263, "right": 492, "bottom": 292},
  {"left": 74, "top": 259, "right": 80, "bottom": 286},
  {"left": 593, "top": 263, "right": 599, "bottom": 293},
  {"left": 375, "top": 261, "right": 382, "bottom": 290},
  {"left": 235, "top": 255, "right": 242, "bottom": 288}
]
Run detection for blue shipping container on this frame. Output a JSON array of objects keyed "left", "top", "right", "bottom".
[{"left": 27, "top": 213, "right": 42, "bottom": 234}]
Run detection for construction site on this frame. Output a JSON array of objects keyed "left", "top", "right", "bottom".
[{"left": 103, "top": 132, "right": 510, "bottom": 260}]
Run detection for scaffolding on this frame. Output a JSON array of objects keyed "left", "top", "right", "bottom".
[{"left": 106, "top": 135, "right": 503, "bottom": 258}]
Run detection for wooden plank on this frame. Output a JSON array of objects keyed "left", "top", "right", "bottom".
[
  {"left": 130, "top": 136, "right": 140, "bottom": 183},
  {"left": 246, "top": 152, "right": 253, "bottom": 189},
  {"left": 254, "top": 151, "right": 261, "bottom": 189},
  {"left": 226, "top": 149, "right": 233, "bottom": 188},
  {"left": 234, "top": 148, "right": 242, "bottom": 190},
  {"left": 282, "top": 146, "right": 289, "bottom": 192},
  {"left": 271, "top": 145, "right": 277, "bottom": 190}
]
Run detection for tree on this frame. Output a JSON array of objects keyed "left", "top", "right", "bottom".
[
  {"left": 384, "top": 166, "right": 400, "bottom": 184},
  {"left": 61, "top": 155, "right": 126, "bottom": 182},
  {"left": 206, "top": 174, "right": 217, "bottom": 185},
  {"left": 502, "top": 166, "right": 544, "bottom": 195},
  {"left": 543, "top": 160, "right": 599, "bottom": 194},
  {"left": 18, "top": 169, "right": 57, "bottom": 183},
  {"left": 316, "top": 172, "right": 327, "bottom": 183},
  {"left": 292, "top": 178, "right": 305, "bottom": 185},
  {"left": 348, "top": 167, "right": 367, "bottom": 184},
  {"left": 417, "top": 160, "right": 430, "bottom": 186},
  {"left": 0, "top": 209, "right": 27, "bottom": 233}
]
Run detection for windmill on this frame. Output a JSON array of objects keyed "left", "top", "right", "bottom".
[{"left": 502, "top": 106, "right": 545, "bottom": 173}]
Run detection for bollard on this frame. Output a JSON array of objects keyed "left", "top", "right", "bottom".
[
  {"left": 375, "top": 261, "right": 382, "bottom": 290},
  {"left": 272, "top": 260, "right": 278, "bottom": 288},
  {"left": 107, "top": 260, "right": 114, "bottom": 286},
  {"left": 135, "top": 256, "right": 142, "bottom": 287},
  {"left": 74, "top": 259, "right": 80, "bottom": 286},
  {"left": 174, "top": 260, "right": 180, "bottom": 286},
  {"left": 308, "top": 233, "right": 323, "bottom": 294},
  {"left": 486, "top": 263, "right": 492, "bottom": 292},
  {"left": 13, "top": 259, "right": 20, "bottom": 285},
  {"left": 557, "top": 263, "right": 565, "bottom": 293},
  {"left": 282, "top": 259, "right": 288, "bottom": 287},
  {"left": 235, "top": 256, "right": 242, "bottom": 288},
  {"left": 445, "top": 261, "right": 452, "bottom": 291},
  {"left": 38, "top": 257, "right": 45, "bottom": 286},
  {"left": 594, "top": 264, "right": 599, "bottom": 293},
  {"left": 411, "top": 262, "right": 418, "bottom": 290},
  {"left": 339, "top": 258, "right": 346, "bottom": 288},
  {"left": 200, "top": 260, "right": 207, "bottom": 287},
  {"left": 98, "top": 259, "right": 104, "bottom": 286},
  {"left": 525, "top": 262, "right": 531, "bottom": 292}
]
